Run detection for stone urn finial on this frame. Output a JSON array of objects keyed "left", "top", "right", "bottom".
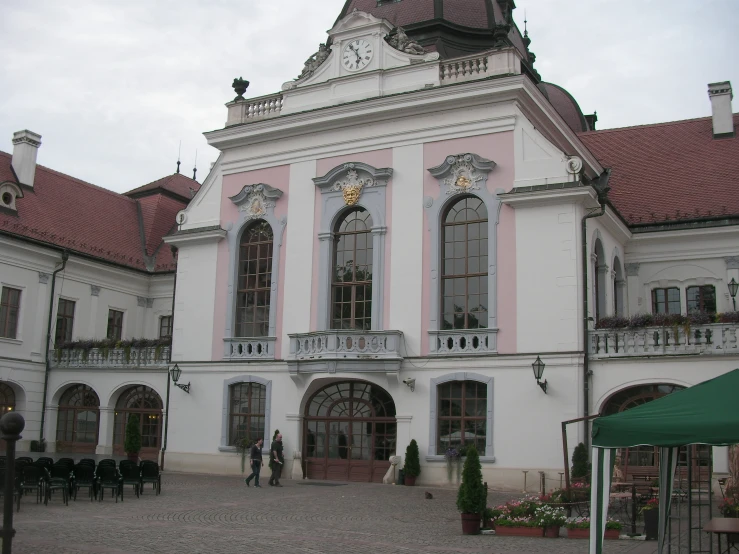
[{"left": 232, "top": 77, "right": 250, "bottom": 101}]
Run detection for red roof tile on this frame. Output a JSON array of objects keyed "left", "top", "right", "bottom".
[
  {"left": 125, "top": 173, "right": 199, "bottom": 201},
  {"left": 579, "top": 114, "right": 739, "bottom": 225},
  {"left": 0, "top": 151, "right": 194, "bottom": 272}
]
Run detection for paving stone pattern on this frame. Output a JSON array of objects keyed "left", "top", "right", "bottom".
[{"left": 9, "top": 473, "right": 658, "bottom": 554}]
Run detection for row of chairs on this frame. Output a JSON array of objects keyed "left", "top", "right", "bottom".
[{"left": 0, "top": 456, "right": 161, "bottom": 509}]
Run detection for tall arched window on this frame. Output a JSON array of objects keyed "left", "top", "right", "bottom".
[
  {"left": 113, "top": 386, "right": 163, "bottom": 455},
  {"left": 441, "top": 196, "right": 488, "bottom": 330},
  {"left": 56, "top": 384, "right": 100, "bottom": 453},
  {"left": 0, "top": 382, "right": 15, "bottom": 415},
  {"left": 332, "top": 208, "right": 373, "bottom": 330},
  {"left": 229, "top": 382, "right": 266, "bottom": 445},
  {"left": 236, "top": 221, "right": 273, "bottom": 337}
]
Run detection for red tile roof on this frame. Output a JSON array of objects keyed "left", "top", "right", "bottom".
[
  {"left": 125, "top": 173, "right": 198, "bottom": 202},
  {"left": 0, "top": 151, "right": 198, "bottom": 272},
  {"left": 579, "top": 114, "right": 739, "bottom": 225}
]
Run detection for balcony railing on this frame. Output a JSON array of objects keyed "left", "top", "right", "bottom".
[
  {"left": 223, "top": 337, "right": 276, "bottom": 360},
  {"left": 226, "top": 93, "right": 284, "bottom": 126},
  {"left": 429, "top": 329, "right": 498, "bottom": 356},
  {"left": 589, "top": 323, "right": 739, "bottom": 359},
  {"left": 50, "top": 346, "right": 170, "bottom": 369},
  {"left": 287, "top": 330, "right": 403, "bottom": 374}
]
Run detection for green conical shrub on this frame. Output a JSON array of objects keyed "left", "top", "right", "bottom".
[
  {"left": 571, "top": 442, "right": 589, "bottom": 479},
  {"left": 124, "top": 414, "right": 142, "bottom": 454},
  {"left": 457, "top": 445, "right": 486, "bottom": 514},
  {"left": 404, "top": 439, "right": 421, "bottom": 477}
]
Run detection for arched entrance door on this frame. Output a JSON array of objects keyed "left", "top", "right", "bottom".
[
  {"left": 602, "top": 384, "right": 711, "bottom": 480},
  {"left": 56, "top": 384, "right": 100, "bottom": 453},
  {"left": 304, "top": 380, "right": 396, "bottom": 483},
  {"left": 113, "top": 386, "right": 163, "bottom": 457}
]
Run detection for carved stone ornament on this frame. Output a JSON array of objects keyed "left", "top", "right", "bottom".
[
  {"left": 229, "top": 183, "right": 284, "bottom": 221},
  {"left": 297, "top": 43, "right": 331, "bottom": 81},
  {"left": 428, "top": 154, "right": 496, "bottom": 196},
  {"left": 331, "top": 165, "right": 376, "bottom": 206},
  {"left": 386, "top": 26, "right": 425, "bottom": 56}
]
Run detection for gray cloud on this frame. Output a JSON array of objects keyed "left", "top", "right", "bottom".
[{"left": 1, "top": 0, "right": 737, "bottom": 193}]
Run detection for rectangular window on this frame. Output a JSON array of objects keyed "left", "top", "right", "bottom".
[
  {"left": 55, "top": 299, "right": 76, "bottom": 344},
  {"left": 107, "top": 309, "right": 124, "bottom": 340},
  {"left": 159, "top": 315, "right": 173, "bottom": 338},
  {"left": 437, "top": 380, "right": 487, "bottom": 455},
  {"left": 0, "top": 287, "right": 22, "bottom": 339},
  {"left": 686, "top": 285, "right": 716, "bottom": 314},
  {"left": 652, "top": 288, "right": 681, "bottom": 314}
]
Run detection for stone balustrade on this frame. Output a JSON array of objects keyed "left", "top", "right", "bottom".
[
  {"left": 50, "top": 346, "right": 170, "bottom": 369},
  {"left": 428, "top": 329, "right": 498, "bottom": 356},
  {"left": 439, "top": 48, "right": 521, "bottom": 84},
  {"left": 223, "top": 337, "right": 276, "bottom": 360},
  {"left": 589, "top": 323, "right": 739, "bottom": 359},
  {"left": 226, "top": 93, "right": 284, "bottom": 126},
  {"left": 287, "top": 330, "right": 404, "bottom": 375}
]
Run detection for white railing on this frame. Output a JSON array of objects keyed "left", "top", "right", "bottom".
[
  {"left": 429, "top": 329, "right": 498, "bottom": 356},
  {"left": 223, "top": 337, "right": 276, "bottom": 360},
  {"left": 50, "top": 346, "right": 170, "bottom": 368},
  {"left": 440, "top": 55, "right": 489, "bottom": 81},
  {"left": 589, "top": 323, "right": 739, "bottom": 359},
  {"left": 439, "top": 48, "right": 521, "bottom": 84},
  {"left": 226, "top": 93, "right": 284, "bottom": 125},
  {"left": 289, "top": 330, "right": 403, "bottom": 361}
]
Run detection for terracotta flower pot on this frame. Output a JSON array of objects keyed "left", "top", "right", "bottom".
[
  {"left": 544, "top": 526, "right": 561, "bottom": 538},
  {"left": 567, "top": 528, "right": 620, "bottom": 540},
  {"left": 460, "top": 513, "right": 481, "bottom": 535},
  {"left": 495, "top": 526, "right": 544, "bottom": 537},
  {"left": 404, "top": 475, "right": 417, "bottom": 486}
]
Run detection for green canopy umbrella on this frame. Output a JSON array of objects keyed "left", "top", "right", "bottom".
[{"left": 588, "top": 368, "right": 739, "bottom": 554}]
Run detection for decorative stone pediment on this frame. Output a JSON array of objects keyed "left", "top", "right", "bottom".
[
  {"left": 428, "top": 153, "right": 496, "bottom": 196},
  {"left": 313, "top": 163, "right": 393, "bottom": 207},
  {"left": 228, "top": 183, "right": 283, "bottom": 221}
]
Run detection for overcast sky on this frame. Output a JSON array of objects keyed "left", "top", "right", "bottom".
[{"left": 1, "top": 0, "right": 737, "bottom": 193}]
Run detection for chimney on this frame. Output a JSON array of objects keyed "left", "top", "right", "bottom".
[
  {"left": 585, "top": 112, "right": 598, "bottom": 131},
  {"left": 11, "top": 130, "right": 42, "bottom": 187},
  {"left": 707, "top": 81, "right": 734, "bottom": 138}
]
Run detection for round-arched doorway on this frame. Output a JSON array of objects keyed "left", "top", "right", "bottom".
[
  {"left": 113, "top": 386, "right": 163, "bottom": 457},
  {"left": 601, "top": 383, "right": 711, "bottom": 480},
  {"left": 304, "top": 380, "right": 396, "bottom": 482},
  {"left": 56, "top": 384, "right": 100, "bottom": 453},
  {"left": 0, "top": 382, "right": 16, "bottom": 415}
]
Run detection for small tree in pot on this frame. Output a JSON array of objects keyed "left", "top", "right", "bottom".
[
  {"left": 404, "top": 439, "right": 421, "bottom": 486},
  {"left": 124, "top": 414, "right": 142, "bottom": 462},
  {"left": 457, "top": 445, "right": 486, "bottom": 535}
]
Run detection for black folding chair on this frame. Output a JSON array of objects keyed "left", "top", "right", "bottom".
[
  {"left": 119, "top": 463, "right": 141, "bottom": 500},
  {"left": 35, "top": 457, "right": 54, "bottom": 469},
  {"left": 72, "top": 464, "right": 95, "bottom": 501},
  {"left": 45, "top": 466, "right": 70, "bottom": 506},
  {"left": 15, "top": 457, "right": 33, "bottom": 465},
  {"left": 0, "top": 467, "right": 21, "bottom": 512},
  {"left": 18, "top": 465, "right": 45, "bottom": 505},
  {"left": 96, "top": 465, "right": 121, "bottom": 502},
  {"left": 139, "top": 460, "right": 161, "bottom": 495}
]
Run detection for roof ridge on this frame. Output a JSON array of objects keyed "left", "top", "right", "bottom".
[
  {"left": 0, "top": 150, "right": 137, "bottom": 202},
  {"left": 579, "top": 113, "right": 739, "bottom": 136}
]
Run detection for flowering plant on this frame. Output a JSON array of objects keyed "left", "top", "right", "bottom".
[
  {"left": 640, "top": 498, "right": 659, "bottom": 512},
  {"left": 719, "top": 497, "right": 739, "bottom": 517},
  {"left": 565, "top": 517, "right": 622, "bottom": 530},
  {"left": 533, "top": 505, "right": 567, "bottom": 528},
  {"left": 494, "top": 516, "right": 539, "bottom": 528},
  {"left": 444, "top": 448, "right": 460, "bottom": 460}
]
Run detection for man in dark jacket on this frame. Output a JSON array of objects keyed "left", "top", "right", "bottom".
[
  {"left": 268, "top": 433, "right": 284, "bottom": 487},
  {"left": 244, "top": 438, "right": 264, "bottom": 487}
]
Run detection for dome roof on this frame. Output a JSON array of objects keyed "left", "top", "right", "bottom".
[
  {"left": 335, "top": 0, "right": 533, "bottom": 64},
  {"left": 537, "top": 82, "right": 591, "bottom": 133}
]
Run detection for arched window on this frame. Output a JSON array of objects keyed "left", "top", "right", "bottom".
[
  {"left": 331, "top": 208, "right": 373, "bottom": 330},
  {"left": 441, "top": 196, "right": 488, "bottom": 330},
  {"left": 593, "top": 238, "right": 607, "bottom": 321},
  {"left": 56, "top": 385, "right": 100, "bottom": 452},
  {"left": 113, "top": 386, "right": 163, "bottom": 455},
  {"left": 437, "top": 380, "right": 487, "bottom": 454},
  {"left": 235, "top": 221, "right": 273, "bottom": 337},
  {"left": 229, "top": 382, "right": 266, "bottom": 445},
  {"left": 0, "top": 382, "right": 15, "bottom": 414},
  {"left": 612, "top": 257, "right": 625, "bottom": 317}
]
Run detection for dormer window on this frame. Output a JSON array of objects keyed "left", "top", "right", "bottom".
[{"left": 0, "top": 182, "right": 23, "bottom": 214}]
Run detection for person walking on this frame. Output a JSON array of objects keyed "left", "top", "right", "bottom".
[
  {"left": 268, "top": 433, "right": 284, "bottom": 487},
  {"left": 244, "top": 438, "right": 264, "bottom": 487}
]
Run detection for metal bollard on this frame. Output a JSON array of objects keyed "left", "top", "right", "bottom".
[
  {"left": 522, "top": 470, "right": 529, "bottom": 492},
  {"left": 538, "top": 471, "right": 546, "bottom": 494},
  {"left": 1, "top": 412, "right": 25, "bottom": 554}
]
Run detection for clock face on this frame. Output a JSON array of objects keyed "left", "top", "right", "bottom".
[{"left": 342, "top": 39, "right": 373, "bottom": 72}]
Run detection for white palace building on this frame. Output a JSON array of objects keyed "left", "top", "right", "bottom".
[{"left": 1, "top": 0, "right": 738, "bottom": 488}]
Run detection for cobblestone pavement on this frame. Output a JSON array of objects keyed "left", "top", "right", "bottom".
[{"left": 8, "top": 473, "right": 658, "bottom": 554}]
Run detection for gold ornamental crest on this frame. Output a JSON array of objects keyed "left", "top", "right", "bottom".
[
  {"left": 332, "top": 168, "right": 375, "bottom": 206},
  {"left": 343, "top": 185, "right": 362, "bottom": 206},
  {"left": 455, "top": 175, "right": 472, "bottom": 189}
]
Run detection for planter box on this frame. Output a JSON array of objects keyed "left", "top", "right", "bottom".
[
  {"left": 544, "top": 526, "right": 561, "bottom": 538},
  {"left": 567, "top": 528, "right": 620, "bottom": 540},
  {"left": 495, "top": 526, "right": 544, "bottom": 537}
]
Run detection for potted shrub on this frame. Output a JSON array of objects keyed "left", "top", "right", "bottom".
[
  {"left": 456, "top": 445, "right": 486, "bottom": 535},
  {"left": 403, "top": 439, "right": 421, "bottom": 486},
  {"left": 124, "top": 414, "right": 142, "bottom": 462},
  {"left": 641, "top": 498, "right": 659, "bottom": 540},
  {"left": 566, "top": 517, "right": 622, "bottom": 539},
  {"left": 571, "top": 442, "right": 590, "bottom": 479}
]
